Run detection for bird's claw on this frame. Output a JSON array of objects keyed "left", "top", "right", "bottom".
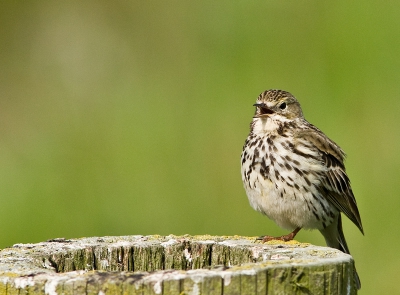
[{"left": 257, "top": 234, "right": 294, "bottom": 243}]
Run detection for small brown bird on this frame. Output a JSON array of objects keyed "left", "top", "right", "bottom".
[{"left": 241, "top": 89, "right": 363, "bottom": 289}]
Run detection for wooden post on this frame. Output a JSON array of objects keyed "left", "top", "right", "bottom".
[{"left": 0, "top": 235, "right": 357, "bottom": 294}]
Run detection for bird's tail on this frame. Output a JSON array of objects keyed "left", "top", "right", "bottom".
[{"left": 319, "top": 214, "right": 361, "bottom": 290}]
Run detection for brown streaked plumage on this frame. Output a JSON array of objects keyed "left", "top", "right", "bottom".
[{"left": 241, "top": 89, "right": 363, "bottom": 289}]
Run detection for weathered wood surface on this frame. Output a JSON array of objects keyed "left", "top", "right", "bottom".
[{"left": 0, "top": 235, "right": 357, "bottom": 294}]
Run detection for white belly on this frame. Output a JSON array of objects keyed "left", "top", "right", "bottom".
[{"left": 241, "top": 136, "right": 337, "bottom": 231}]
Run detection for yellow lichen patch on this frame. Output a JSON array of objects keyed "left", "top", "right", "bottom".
[
  {"left": 190, "top": 234, "right": 219, "bottom": 241},
  {"left": 147, "top": 234, "right": 163, "bottom": 240},
  {"left": 261, "top": 239, "right": 311, "bottom": 247}
]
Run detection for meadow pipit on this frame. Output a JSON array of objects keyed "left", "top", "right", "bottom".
[{"left": 241, "top": 89, "right": 363, "bottom": 289}]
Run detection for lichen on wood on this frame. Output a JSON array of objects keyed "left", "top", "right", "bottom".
[{"left": 0, "top": 235, "right": 358, "bottom": 294}]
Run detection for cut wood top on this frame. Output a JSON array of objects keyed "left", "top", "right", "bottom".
[{"left": 0, "top": 235, "right": 358, "bottom": 294}]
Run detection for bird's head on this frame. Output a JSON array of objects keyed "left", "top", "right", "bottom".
[{"left": 253, "top": 89, "right": 304, "bottom": 120}]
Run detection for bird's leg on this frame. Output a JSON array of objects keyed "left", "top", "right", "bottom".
[{"left": 257, "top": 227, "right": 302, "bottom": 243}]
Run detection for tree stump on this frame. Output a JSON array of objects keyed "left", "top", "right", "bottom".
[{"left": 0, "top": 235, "right": 357, "bottom": 294}]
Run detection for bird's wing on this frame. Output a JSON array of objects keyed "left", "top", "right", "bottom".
[{"left": 295, "top": 124, "right": 364, "bottom": 234}]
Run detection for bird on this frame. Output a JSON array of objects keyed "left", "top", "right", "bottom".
[{"left": 240, "top": 89, "right": 363, "bottom": 289}]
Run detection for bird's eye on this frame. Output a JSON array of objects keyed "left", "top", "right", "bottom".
[{"left": 279, "top": 102, "right": 287, "bottom": 110}]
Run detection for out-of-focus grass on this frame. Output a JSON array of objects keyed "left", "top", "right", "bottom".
[{"left": 0, "top": 1, "right": 399, "bottom": 293}]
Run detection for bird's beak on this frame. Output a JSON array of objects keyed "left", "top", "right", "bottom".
[{"left": 254, "top": 103, "right": 274, "bottom": 117}]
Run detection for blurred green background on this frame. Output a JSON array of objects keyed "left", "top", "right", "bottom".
[{"left": 1, "top": 1, "right": 399, "bottom": 293}]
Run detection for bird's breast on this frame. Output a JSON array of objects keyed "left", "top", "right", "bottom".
[{"left": 241, "top": 132, "right": 334, "bottom": 230}]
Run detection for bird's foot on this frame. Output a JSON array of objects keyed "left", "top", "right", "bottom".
[
  {"left": 256, "top": 233, "right": 294, "bottom": 242},
  {"left": 257, "top": 227, "right": 301, "bottom": 243}
]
